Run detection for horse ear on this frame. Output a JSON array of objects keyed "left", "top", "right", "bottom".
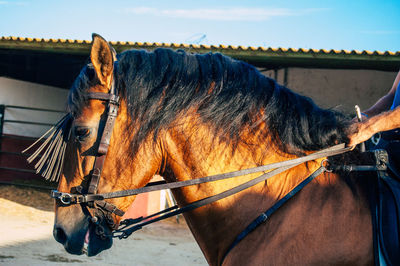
[{"left": 90, "top": 33, "right": 116, "bottom": 86}]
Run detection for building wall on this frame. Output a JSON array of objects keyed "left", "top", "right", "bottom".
[
  {"left": 261, "top": 68, "right": 398, "bottom": 115},
  {"left": 0, "top": 77, "right": 68, "bottom": 137}
]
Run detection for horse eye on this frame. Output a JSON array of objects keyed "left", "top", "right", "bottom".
[{"left": 74, "top": 127, "right": 91, "bottom": 141}]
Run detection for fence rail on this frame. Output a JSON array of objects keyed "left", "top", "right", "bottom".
[
  {"left": 4, "top": 105, "right": 65, "bottom": 113},
  {"left": 3, "top": 119, "right": 56, "bottom": 127}
]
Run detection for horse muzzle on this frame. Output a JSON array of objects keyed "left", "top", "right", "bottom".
[{"left": 53, "top": 206, "right": 113, "bottom": 256}]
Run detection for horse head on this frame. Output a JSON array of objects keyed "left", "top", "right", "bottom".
[{"left": 51, "top": 34, "right": 162, "bottom": 256}]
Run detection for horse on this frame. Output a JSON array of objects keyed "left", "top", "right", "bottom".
[{"left": 29, "top": 34, "right": 375, "bottom": 265}]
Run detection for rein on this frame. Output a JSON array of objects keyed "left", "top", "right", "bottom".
[
  {"left": 113, "top": 146, "right": 345, "bottom": 237},
  {"left": 51, "top": 141, "right": 353, "bottom": 239},
  {"left": 53, "top": 144, "right": 352, "bottom": 205}
]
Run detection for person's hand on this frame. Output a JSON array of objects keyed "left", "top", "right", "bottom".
[{"left": 346, "top": 121, "right": 375, "bottom": 146}]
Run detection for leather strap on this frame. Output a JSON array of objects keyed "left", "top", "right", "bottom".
[
  {"left": 112, "top": 144, "right": 355, "bottom": 239},
  {"left": 84, "top": 84, "right": 123, "bottom": 216},
  {"left": 88, "top": 154, "right": 106, "bottom": 194},
  {"left": 222, "top": 166, "right": 326, "bottom": 263},
  {"left": 96, "top": 200, "right": 125, "bottom": 217},
  {"left": 52, "top": 144, "right": 352, "bottom": 206},
  {"left": 94, "top": 144, "right": 353, "bottom": 200},
  {"left": 98, "top": 99, "right": 119, "bottom": 154},
  {"left": 113, "top": 161, "right": 305, "bottom": 239},
  {"left": 86, "top": 92, "right": 119, "bottom": 103},
  {"left": 86, "top": 92, "right": 119, "bottom": 194}
]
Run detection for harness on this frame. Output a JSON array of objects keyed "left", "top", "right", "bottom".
[{"left": 24, "top": 64, "right": 394, "bottom": 264}]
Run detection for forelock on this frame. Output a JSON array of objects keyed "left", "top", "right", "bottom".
[{"left": 67, "top": 64, "right": 96, "bottom": 117}]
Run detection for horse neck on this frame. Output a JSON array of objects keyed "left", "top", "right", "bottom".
[{"left": 160, "top": 116, "right": 325, "bottom": 265}]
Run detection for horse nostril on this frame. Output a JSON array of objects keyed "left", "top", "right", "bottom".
[{"left": 53, "top": 226, "right": 67, "bottom": 244}]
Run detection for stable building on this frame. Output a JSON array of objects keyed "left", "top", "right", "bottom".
[{"left": 0, "top": 36, "right": 399, "bottom": 217}]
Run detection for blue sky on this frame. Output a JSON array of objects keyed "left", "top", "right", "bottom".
[{"left": 0, "top": 0, "right": 399, "bottom": 52}]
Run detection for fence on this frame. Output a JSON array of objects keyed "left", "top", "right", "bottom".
[{"left": 0, "top": 104, "right": 65, "bottom": 189}]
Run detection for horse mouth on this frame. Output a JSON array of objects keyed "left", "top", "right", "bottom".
[
  {"left": 83, "top": 223, "right": 113, "bottom": 256},
  {"left": 53, "top": 221, "right": 113, "bottom": 256}
]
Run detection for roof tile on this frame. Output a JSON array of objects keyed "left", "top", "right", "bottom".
[{"left": 0, "top": 36, "right": 398, "bottom": 59}]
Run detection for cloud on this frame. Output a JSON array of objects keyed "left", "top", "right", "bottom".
[{"left": 123, "top": 7, "right": 327, "bottom": 22}]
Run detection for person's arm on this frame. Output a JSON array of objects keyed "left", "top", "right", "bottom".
[
  {"left": 347, "top": 71, "right": 400, "bottom": 146},
  {"left": 347, "top": 106, "right": 400, "bottom": 146},
  {"left": 362, "top": 71, "right": 400, "bottom": 117}
]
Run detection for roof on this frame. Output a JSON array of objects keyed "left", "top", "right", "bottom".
[{"left": 1, "top": 36, "right": 399, "bottom": 89}]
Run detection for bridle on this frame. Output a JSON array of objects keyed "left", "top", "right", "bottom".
[
  {"left": 51, "top": 67, "right": 126, "bottom": 238},
  {"left": 35, "top": 62, "right": 387, "bottom": 261}
]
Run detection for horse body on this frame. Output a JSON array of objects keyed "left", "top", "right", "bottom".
[
  {"left": 158, "top": 113, "right": 373, "bottom": 265},
  {"left": 222, "top": 176, "right": 373, "bottom": 266},
  {"left": 48, "top": 35, "right": 374, "bottom": 265}
]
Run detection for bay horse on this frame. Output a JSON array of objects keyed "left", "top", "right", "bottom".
[{"left": 33, "top": 34, "right": 374, "bottom": 265}]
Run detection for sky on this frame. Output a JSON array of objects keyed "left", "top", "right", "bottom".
[{"left": 0, "top": 0, "right": 399, "bottom": 52}]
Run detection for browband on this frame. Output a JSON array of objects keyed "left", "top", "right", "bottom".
[{"left": 86, "top": 92, "right": 120, "bottom": 104}]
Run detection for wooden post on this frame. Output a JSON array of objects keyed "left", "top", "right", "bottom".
[{"left": 0, "top": 105, "right": 5, "bottom": 151}]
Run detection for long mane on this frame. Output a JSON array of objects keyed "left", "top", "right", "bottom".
[{"left": 68, "top": 48, "right": 349, "bottom": 155}]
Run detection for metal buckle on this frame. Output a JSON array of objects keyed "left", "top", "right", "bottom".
[
  {"left": 371, "top": 132, "right": 381, "bottom": 146},
  {"left": 321, "top": 159, "right": 332, "bottom": 172},
  {"left": 109, "top": 95, "right": 120, "bottom": 106},
  {"left": 60, "top": 193, "right": 72, "bottom": 204},
  {"left": 51, "top": 190, "right": 73, "bottom": 205}
]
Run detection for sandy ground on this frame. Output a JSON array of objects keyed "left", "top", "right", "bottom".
[{"left": 0, "top": 185, "right": 207, "bottom": 266}]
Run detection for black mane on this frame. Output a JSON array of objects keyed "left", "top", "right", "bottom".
[{"left": 69, "top": 48, "right": 349, "bottom": 155}]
